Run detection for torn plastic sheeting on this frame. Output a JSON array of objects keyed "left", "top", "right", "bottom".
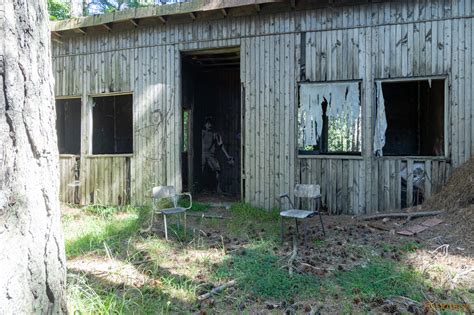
[
  {"left": 374, "top": 81, "right": 387, "bottom": 156},
  {"left": 299, "top": 82, "right": 360, "bottom": 149}
]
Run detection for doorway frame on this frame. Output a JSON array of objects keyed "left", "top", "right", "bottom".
[{"left": 179, "top": 46, "right": 244, "bottom": 200}]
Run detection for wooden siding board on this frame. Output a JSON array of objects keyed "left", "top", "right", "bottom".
[{"left": 54, "top": 3, "right": 473, "bottom": 211}]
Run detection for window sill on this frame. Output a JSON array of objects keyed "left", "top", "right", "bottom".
[
  {"left": 85, "top": 154, "right": 134, "bottom": 158},
  {"left": 59, "top": 154, "right": 80, "bottom": 157},
  {"left": 298, "top": 154, "right": 363, "bottom": 160},
  {"left": 375, "top": 156, "right": 449, "bottom": 161}
]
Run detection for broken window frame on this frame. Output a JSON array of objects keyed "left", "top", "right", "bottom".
[
  {"left": 297, "top": 80, "right": 363, "bottom": 156},
  {"left": 89, "top": 92, "right": 134, "bottom": 156},
  {"left": 373, "top": 76, "right": 448, "bottom": 158},
  {"left": 56, "top": 96, "right": 82, "bottom": 156}
]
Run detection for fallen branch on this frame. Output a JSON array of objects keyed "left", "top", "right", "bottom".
[
  {"left": 197, "top": 280, "right": 236, "bottom": 301},
  {"left": 187, "top": 213, "right": 227, "bottom": 219},
  {"left": 367, "top": 223, "right": 392, "bottom": 231},
  {"left": 359, "top": 211, "right": 443, "bottom": 221}
]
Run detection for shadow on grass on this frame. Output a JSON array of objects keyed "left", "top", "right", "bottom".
[
  {"left": 67, "top": 266, "right": 194, "bottom": 314},
  {"left": 65, "top": 214, "right": 140, "bottom": 258}
]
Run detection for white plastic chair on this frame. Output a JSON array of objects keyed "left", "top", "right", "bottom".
[
  {"left": 149, "top": 186, "right": 192, "bottom": 240},
  {"left": 278, "top": 184, "right": 326, "bottom": 247}
]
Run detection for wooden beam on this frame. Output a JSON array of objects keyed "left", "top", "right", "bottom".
[
  {"left": 52, "top": 31, "right": 62, "bottom": 38},
  {"left": 189, "top": 12, "right": 196, "bottom": 20},
  {"left": 130, "top": 19, "right": 139, "bottom": 27},
  {"left": 52, "top": 36, "right": 63, "bottom": 44},
  {"left": 221, "top": 8, "right": 228, "bottom": 17},
  {"left": 102, "top": 23, "right": 112, "bottom": 31},
  {"left": 254, "top": 4, "right": 261, "bottom": 13},
  {"left": 157, "top": 15, "right": 167, "bottom": 24},
  {"left": 199, "top": 62, "right": 240, "bottom": 67},
  {"left": 77, "top": 27, "right": 86, "bottom": 34}
]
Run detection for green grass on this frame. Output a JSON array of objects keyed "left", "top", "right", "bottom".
[
  {"left": 214, "top": 240, "right": 319, "bottom": 300},
  {"left": 64, "top": 210, "right": 140, "bottom": 258},
  {"left": 226, "top": 203, "right": 280, "bottom": 238},
  {"left": 334, "top": 259, "right": 425, "bottom": 302},
  {"left": 63, "top": 203, "right": 463, "bottom": 314},
  {"left": 67, "top": 273, "right": 175, "bottom": 314}
]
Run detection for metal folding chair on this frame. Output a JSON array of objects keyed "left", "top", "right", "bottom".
[
  {"left": 149, "top": 186, "right": 192, "bottom": 240},
  {"left": 278, "top": 184, "right": 326, "bottom": 247}
]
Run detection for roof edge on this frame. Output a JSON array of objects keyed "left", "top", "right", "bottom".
[{"left": 50, "top": 0, "right": 284, "bottom": 32}]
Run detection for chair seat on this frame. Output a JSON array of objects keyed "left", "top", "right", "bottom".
[
  {"left": 158, "top": 207, "right": 187, "bottom": 215},
  {"left": 280, "top": 209, "right": 315, "bottom": 219}
]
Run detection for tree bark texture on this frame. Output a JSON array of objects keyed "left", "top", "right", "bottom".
[{"left": 0, "top": 0, "right": 67, "bottom": 313}]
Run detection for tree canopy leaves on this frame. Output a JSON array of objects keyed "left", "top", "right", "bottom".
[{"left": 48, "top": 0, "right": 71, "bottom": 20}]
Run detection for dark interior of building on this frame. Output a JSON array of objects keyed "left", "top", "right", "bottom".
[
  {"left": 181, "top": 48, "right": 241, "bottom": 199},
  {"left": 92, "top": 94, "right": 133, "bottom": 154},
  {"left": 381, "top": 79, "right": 445, "bottom": 156},
  {"left": 56, "top": 98, "right": 81, "bottom": 155}
]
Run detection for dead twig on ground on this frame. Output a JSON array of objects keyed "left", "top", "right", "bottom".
[
  {"left": 430, "top": 244, "right": 450, "bottom": 257},
  {"left": 360, "top": 211, "right": 444, "bottom": 221},
  {"left": 197, "top": 280, "right": 236, "bottom": 301},
  {"left": 288, "top": 235, "right": 298, "bottom": 277},
  {"left": 187, "top": 213, "right": 227, "bottom": 219}
]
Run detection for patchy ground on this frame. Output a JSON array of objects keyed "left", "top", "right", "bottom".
[{"left": 62, "top": 200, "right": 473, "bottom": 314}]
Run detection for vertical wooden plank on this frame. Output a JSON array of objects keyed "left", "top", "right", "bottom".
[
  {"left": 395, "top": 159, "right": 401, "bottom": 209},
  {"left": 336, "top": 160, "right": 343, "bottom": 214},
  {"left": 389, "top": 160, "right": 396, "bottom": 209},
  {"left": 348, "top": 160, "right": 354, "bottom": 214},
  {"left": 342, "top": 160, "right": 349, "bottom": 214},
  {"left": 425, "top": 160, "right": 432, "bottom": 199},
  {"left": 407, "top": 159, "right": 414, "bottom": 207},
  {"left": 464, "top": 17, "right": 472, "bottom": 161}
]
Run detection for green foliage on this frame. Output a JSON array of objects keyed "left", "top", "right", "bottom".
[
  {"left": 230, "top": 202, "right": 279, "bottom": 222},
  {"left": 214, "top": 241, "right": 319, "bottom": 300},
  {"left": 226, "top": 203, "right": 280, "bottom": 238},
  {"left": 335, "top": 259, "right": 425, "bottom": 302},
  {"left": 399, "top": 241, "right": 423, "bottom": 253},
  {"left": 48, "top": 0, "right": 70, "bottom": 20},
  {"left": 64, "top": 212, "right": 139, "bottom": 258},
  {"left": 67, "top": 273, "right": 173, "bottom": 314}
]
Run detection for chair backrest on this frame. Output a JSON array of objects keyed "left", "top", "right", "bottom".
[
  {"left": 152, "top": 186, "right": 177, "bottom": 207},
  {"left": 294, "top": 184, "right": 320, "bottom": 199}
]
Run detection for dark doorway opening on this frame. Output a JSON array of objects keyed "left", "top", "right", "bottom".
[{"left": 181, "top": 48, "right": 241, "bottom": 201}]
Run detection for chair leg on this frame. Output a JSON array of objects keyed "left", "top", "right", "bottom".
[
  {"left": 163, "top": 214, "right": 168, "bottom": 240},
  {"left": 303, "top": 220, "right": 308, "bottom": 248},
  {"left": 184, "top": 213, "right": 187, "bottom": 239},
  {"left": 319, "top": 212, "right": 326, "bottom": 236},
  {"left": 280, "top": 216, "right": 284, "bottom": 244}
]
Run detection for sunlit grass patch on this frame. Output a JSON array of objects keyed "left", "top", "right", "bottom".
[
  {"left": 334, "top": 258, "right": 425, "bottom": 302},
  {"left": 64, "top": 212, "right": 139, "bottom": 258},
  {"left": 214, "top": 240, "right": 319, "bottom": 300},
  {"left": 67, "top": 273, "right": 175, "bottom": 314}
]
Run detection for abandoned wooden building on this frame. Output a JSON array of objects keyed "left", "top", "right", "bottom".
[{"left": 51, "top": 0, "right": 474, "bottom": 214}]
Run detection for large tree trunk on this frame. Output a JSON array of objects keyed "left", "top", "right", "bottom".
[{"left": 0, "top": 0, "right": 67, "bottom": 313}]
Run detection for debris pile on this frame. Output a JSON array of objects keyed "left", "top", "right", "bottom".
[{"left": 422, "top": 157, "right": 474, "bottom": 211}]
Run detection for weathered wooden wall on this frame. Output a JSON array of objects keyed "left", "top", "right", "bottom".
[
  {"left": 59, "top": 155, "right": 79, "bottom": 203},
  {"left": 297, "top": 158, "right": 452, "bottom": 214},
  {"left": 53, "top": 0, "right": 474, "bottom": 213}
]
